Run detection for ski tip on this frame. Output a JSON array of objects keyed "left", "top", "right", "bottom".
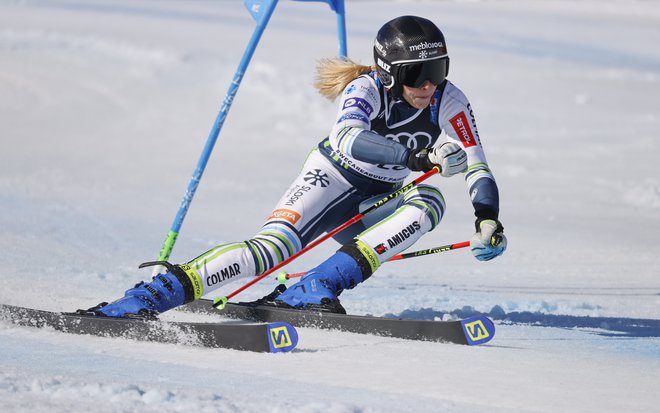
[
  {"left": 460, "top": 315, "right": 495, "bottom": 346},
  {"left": 266, "top": 322, "right": 299, "bottom": 353}
]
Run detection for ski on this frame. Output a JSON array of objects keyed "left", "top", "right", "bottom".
[
  {"left": 0, "top": 303, "right": 298, "bottom": 353},
  {"left": 184, "top": 300, "right": 495, "bottom": 346}
]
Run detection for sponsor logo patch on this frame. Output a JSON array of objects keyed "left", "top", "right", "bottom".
[
  {"left": 374, "top": 39, "right": 386, "bottom": 56},
  {"left": 429, "top": 92, "right": 440, "bottom": 125},
  {"left": 268, "top": 209, "right": 301, "bottom": 225},
  {"left": 377, "top": 57, "right": 391, "bottom": 72},
  {"left": 206, "top": 263, "right": 241, "bottom": 286},
  {"left": 304, "top": 169, "right": 330, "bottom": 187},
  {"left": 337, "top": 112, "right": 370, "bottom": 125},
  {"left": 270, "top": 326, "right": 293, "bottom": 348},
  {"left": 356, "top": 240, "right": 380, "bottom": 274},
  {"left": 449, "top": 112, "right": 477, "bottom": 148},
  {"left": 284, "top": 184, "right": 312, "bottom": 207},
  {"left": 385, "top": 131, "right": 434, "bottom": 150},
  {"left": 386, "top": 222, "right": 421, "bottom": 248},
  {"left": 464, "top": 320, "right": 490, "bottom": 342},
  {"left": 178, "top": 264, "right": 204, "bottom": 299},
  {"left": 408, "top": 41, "right": 444, "bottom": 52},
  {"left": 342, "top": 97, "right": 373, "bottom": 116}
]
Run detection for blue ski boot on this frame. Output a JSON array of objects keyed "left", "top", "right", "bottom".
[
  {"left": 82, "top": 262, "right": 198, "bottom": 318},
  {"left": 272, "top": 243, "right": 377, "bottom": 313}
]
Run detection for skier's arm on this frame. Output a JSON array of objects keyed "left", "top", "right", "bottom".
[
  {"left": 440, "top": 84, "right": 506, "bottom": 261},
  {"left": 440, "top": 87, "right": 499, "bottom": 221},
  {"left": 328, "top": 76, "right": 468, "bottom": 173},
  {"left": 328, "top": 75, "right": 411, "bottom": 166},
  {"left": 336, "top": 128, "right": 410, "bottom": 165}
]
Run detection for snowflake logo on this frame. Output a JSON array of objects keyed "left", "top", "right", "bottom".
[
  {"left": 419, "top": 50, "right": 428, "bottom": 59},
  {"left": 304, "top": 169, "right": 330, "bottom": 187}
]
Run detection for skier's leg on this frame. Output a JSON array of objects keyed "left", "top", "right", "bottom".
[
  {"left": 274, "top": 184, "right": 446, "bottom": 311},
  {"left": 88, "top": 239, "right": 276, "bottom": 318},
  {"left": 90, "top": 150, "right": 362, "bottom": 317},
  {"left": 355, "top": 183, "right": 446, "bottom": 262}
]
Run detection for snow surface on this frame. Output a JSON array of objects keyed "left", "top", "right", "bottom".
[{"left": 1, "top": 0, "right": 659, "bottom": 411}]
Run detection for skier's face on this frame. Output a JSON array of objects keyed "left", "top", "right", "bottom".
[{"left": 402, "top": 80, "right": 436, "bottom": 109}]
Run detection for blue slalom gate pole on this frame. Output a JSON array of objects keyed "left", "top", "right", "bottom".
[
  {"left": 294, "top": 0, "right": 347, "bottom": 57},
  {"left": 153, "top": 0, "right": 348, "bottom": 273},
  {"left": 153, "top": 0, "right": 279, "bottom": 271},
  {"left": 332, "top": 0, "right": 348, "bottom": 57}
]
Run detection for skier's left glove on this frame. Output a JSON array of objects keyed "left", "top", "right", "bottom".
[
  {"left": 470, "top": 219, "right": 507, "bottom": 261},
  {"left": 407, "top": 142, "right": 467, "bottom": 177}
]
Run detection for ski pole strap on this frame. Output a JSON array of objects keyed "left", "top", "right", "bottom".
[{"left": 212, "top": 167, "right": 440, "bottom": 308}]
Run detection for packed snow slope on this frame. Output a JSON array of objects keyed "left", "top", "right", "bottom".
[{"left": 1, "top": 0, "right": 659, "bottom": 412}]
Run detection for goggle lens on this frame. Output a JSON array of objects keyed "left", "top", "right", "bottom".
[{"left": 400, "top": 59, "right": 448, "bottom": 88}]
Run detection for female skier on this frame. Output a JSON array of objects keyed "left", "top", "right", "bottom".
[{"left": 86, "top": 15, "right": 507, "bottom": 317}]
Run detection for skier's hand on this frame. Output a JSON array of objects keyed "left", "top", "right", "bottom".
[
  {"left": 407, "top": 142, "right": 467, "bottom": 177},
  {"left": 470, "top": 219, "right": 507, "bottom": 261},
  {"left": 431, "top": 142, "right": 467, "bottom": 177}
]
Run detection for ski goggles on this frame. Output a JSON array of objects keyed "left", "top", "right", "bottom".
[{"left": 398, "top": 58, "right": 449, "bottom": 88}]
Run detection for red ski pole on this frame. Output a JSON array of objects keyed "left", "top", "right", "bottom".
[
  {"left": 212, "top": 167, "right": 440, "bottom": 309},
  {"left": 276, "top": 240, "right": 470, "bottom": 282},
  {"left": 388, "top": 240, "right": 470, "bottom": 261}
]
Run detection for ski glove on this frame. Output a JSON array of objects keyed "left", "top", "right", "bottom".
[
  {"left": 471, "top": 219, "right": 507, "bottom": 261},
  {"left": 406, "top": 142, "right": 468, "bottom": 177}
]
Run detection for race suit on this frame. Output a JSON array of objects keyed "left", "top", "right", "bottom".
[{"left": 181, "top": 73, "right": 499, "bottom": 296}]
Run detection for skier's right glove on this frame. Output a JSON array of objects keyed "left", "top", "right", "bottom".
[
  {"left": 406, "top": 142, "right": 467, "bottom": 177},
  {"left": 470, "top": 219, "right": 507, "bottom": 261}
]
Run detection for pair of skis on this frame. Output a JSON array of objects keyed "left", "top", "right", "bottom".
[{"left": 0, "top": 300, "right": 494, "bottom": 353}]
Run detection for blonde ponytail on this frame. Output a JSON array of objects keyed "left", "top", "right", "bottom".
[{"left": 314, "top": 58, "right": 375, "bottom": 101}]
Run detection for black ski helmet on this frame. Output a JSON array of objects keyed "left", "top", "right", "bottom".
[{"left": 374, "top": 16, "right": 449, "bottom": 94}]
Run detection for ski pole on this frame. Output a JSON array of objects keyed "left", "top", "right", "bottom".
[
  {"left": 388, "top": 240, "right": 470, "bottom": 261},
  {"left": 276, "top": 240, "right": 470, "bottom": 282},
  {"left": 212, "top": 167, "right": 440, "bottom": 309},
  {"left": 152, "top": 0, "right": 279, "bottom": 276}
]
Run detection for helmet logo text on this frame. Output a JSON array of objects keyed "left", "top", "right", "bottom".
[
  {"left": 374, "top": 40, "right": 386, "bottom": 56},
  {"left": 408, "top": 41, "right": 444, "bottom": 52},
  {"left": 377, "top": 58, "right": 391, "bottom": 72}
]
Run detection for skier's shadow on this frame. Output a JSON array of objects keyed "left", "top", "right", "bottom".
[{"left": 387, "top": 306, "right": 660, "bottom": 338}]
